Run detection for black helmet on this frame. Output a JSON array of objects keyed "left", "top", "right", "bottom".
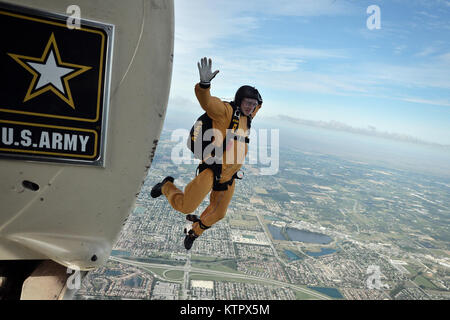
[{"left": 234, "top": 85, "right": 263, "bottom": 108}]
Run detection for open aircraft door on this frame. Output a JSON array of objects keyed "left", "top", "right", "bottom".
[{"left": 0, "top": 0, "right": 174, "bottom": 299}]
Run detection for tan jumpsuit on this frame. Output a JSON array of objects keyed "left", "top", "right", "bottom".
[{"left": 162, "top": 83, "right": 261, "bottom": 236}]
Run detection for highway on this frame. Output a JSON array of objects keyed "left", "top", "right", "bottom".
[
  {"left": 254, "top": 211, "right": 287, "bottom": 267},
  {"left": 110, "top": 255, "right": 331, "bottom": 300}
]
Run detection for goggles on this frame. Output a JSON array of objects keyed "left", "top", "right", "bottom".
[{"left": 241, "top": 98, "right": 259, "bottom": 108}]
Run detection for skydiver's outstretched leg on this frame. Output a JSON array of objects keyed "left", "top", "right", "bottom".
[
  {"left": 160, "top": 168, "right": 214, "bottom": 214},
  {"left": 183, "top": 179, "right": 235, "bottom": 250},
  {"left": 191, "top": 180, "right": 236, "bottom": 236}
]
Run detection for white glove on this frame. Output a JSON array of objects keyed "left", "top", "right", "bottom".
[{"left": 197, "top": 57, "right": 219, "bottom": 86}]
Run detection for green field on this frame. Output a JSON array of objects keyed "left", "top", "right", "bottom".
[
  {"left": 294, "top": 289, "right": 321, "bottom": 300},
  {"left": 164, "top": 270, "right": 184, "bottom": 281},
  {"left": 140, "top": 266, "right": 167, "bottom": 279},
  {"left": 414, "top": 275, "right": 439, "bottom": 290},
  {"left": 191, "top": 259, "right": 242, "bottom": 274},
  {"left": 404, "top": 265, "right": 419, "bottom": 277},
  {"left": 190, "top": 273, "right": 253, "bottom": 283},
  {"left": 189, "top": 274, "right": 320, "bottom": 300}
]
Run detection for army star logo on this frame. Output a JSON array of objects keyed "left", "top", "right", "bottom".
[{"left": 8, "top": 32, "right": 91, "bottom": 109}]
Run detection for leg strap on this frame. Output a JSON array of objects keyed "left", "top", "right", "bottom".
[
  {"left": 187, "top": 214, "right": 210, "bottom": 230},
  {"left": 197, "top": 162, "right": 225, "bottom": 191},
  {"left": 197, "top": 163, "right": 243, "bottom": 191},
  {"left": 198, "top": 220, "right": 211, "bottom": 230},
  {"left": 212, "top": 170, "right": 243, "bottom": 191},
  {"left": 197, "top": 162, "right": 222, "bottom": 180}
]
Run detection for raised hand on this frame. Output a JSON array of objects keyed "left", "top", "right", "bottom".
[{"left": 197, "top": 57, "right": 219, "bottom": 86}]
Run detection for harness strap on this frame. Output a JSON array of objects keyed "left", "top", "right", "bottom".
[
  {"left": 197, "top": 163, "right": 243, "bottom": 191},
  {"left": 212, "top": 178, "right": 234, "bottom": 191},
  {"left": 197, "top": 162, "right": 221, "bottom": 180}
]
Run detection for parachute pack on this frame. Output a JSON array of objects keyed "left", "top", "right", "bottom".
[{"left": 187, "top": 102, "right": 250, "bottom": 162}]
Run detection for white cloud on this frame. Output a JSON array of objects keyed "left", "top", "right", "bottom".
[
  {"left": 260, "top": 47, "right": 348, "bottom": 59},
  {"left": 394, "top": 45, "right": 407, "bottom": 55},
  {"left": 416, "top": 11, "right": 439, "bottom": 19},
  {"left": 415, "top": 47, "right": 437, "bottom": 57},
  {"left": 398, "top": 97, "right": 450, "bottom": 107},
  {"left": 207, "top": 46, "right": 348, "bottom": 77},
  {"left": 277, "top": 114, "right": 450, "bottom": 147},
  {"left": 436, "top": 0, "right": 450, "bottom": 7},
  {"left": 437, "top": 52, "right": 450, "bottom": 64},
  {"left": 362, "top": 62, "right": 450, "bottom": 89},
  {"left": 174, "top": 1, "right": 259, "bottom": 53},
  {"left": 171, "top": 0, "right": 450, "bottom": 116},
  {"left": 173, "top": 0, "right": 356, "bottom": 53},
  {"left": 171, "top": 0, "right": 355, "bottom": 101}
]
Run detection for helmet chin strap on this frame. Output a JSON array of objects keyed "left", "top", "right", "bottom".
[{"left": 234, "top": 103, "right": 241, "bottom": 116}]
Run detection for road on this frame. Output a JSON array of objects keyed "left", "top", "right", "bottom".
[
  {"left": 181, "top": 252, "right": 190, "bottom": 299},
  {"left": 253, "top": 210, "right": 288, "bottom": 267},
  {"left": 110, "top": 255, "right": 331, "bottom": 300}
]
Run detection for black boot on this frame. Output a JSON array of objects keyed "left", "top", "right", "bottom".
[
  {"left": 184, "top": 229, "right": 198, "bottom": 250},
  {"left": 150, "top": 176, "right": 174, "bottom": 198}
]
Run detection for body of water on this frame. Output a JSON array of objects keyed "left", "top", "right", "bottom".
[
  {"left": 268, "top": 225, "right": 333, "bottom": 244},
  {"left": 111, "top": 250, "right": 131, "bottom": 257},
  {"left": 286, "top": 228, "right": 332, "bottom": 244},
  {"left": 268, "top": 224, "right": 285, "bottom": 240},
  {"left": 305, "top": 248, "right": 337, "bottom": 257},
  {"left": 284, "top": 250, "right": 301, "bottom": 261},
  {"left": 307, "top": 286, "right": 343, "bottom": 299}
]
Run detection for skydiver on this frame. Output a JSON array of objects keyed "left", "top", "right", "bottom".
[{"left": 151, "top": 57, "right": 262, "bottom": 250}]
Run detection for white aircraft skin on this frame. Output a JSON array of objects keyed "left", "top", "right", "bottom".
[{"left": 0, "top": 0, "right": 173, "bottom": 283}]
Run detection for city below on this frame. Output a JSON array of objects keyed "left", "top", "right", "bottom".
[{"left": 76, "top": 130, "right": 450, "bottom": 300}]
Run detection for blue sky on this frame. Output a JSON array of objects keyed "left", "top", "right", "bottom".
[{"left": 168, "top": 0, "right": 450, "bottom": 145}]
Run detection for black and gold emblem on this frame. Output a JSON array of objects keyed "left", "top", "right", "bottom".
[{"left": 0, "top": 3, "right": 113, "bottom": 165}]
